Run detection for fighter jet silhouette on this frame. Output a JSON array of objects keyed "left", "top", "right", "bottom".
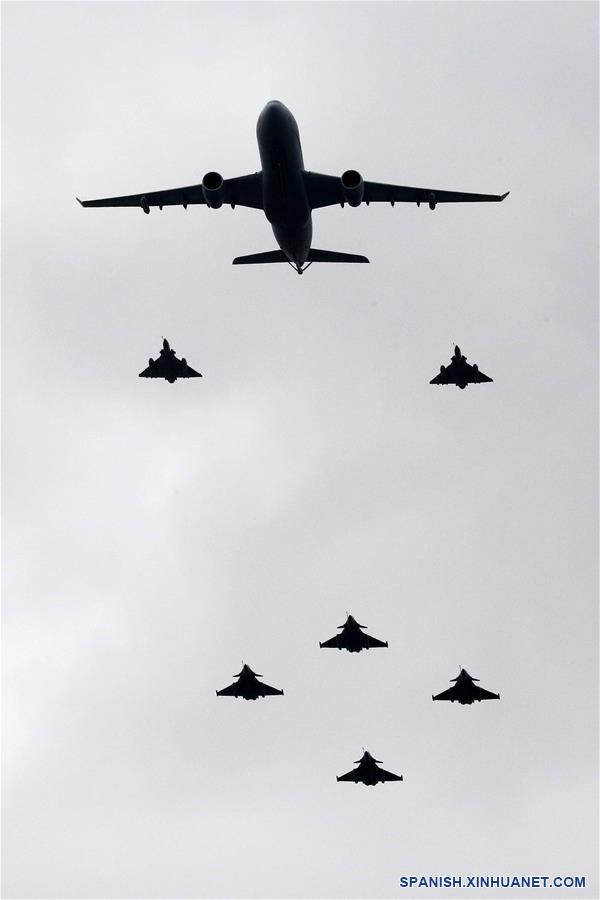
[
  {"left": 430, "top": 345, "right": 493, "bottom": 389},
  {"left": 139, "top": 338, "right": 202, "bottom": 384},
  {"left": 319, "top": 614, "right": 388, "bottom": 653},
  {"left": 337, "top": 750, "right": 403, "bottom": 786},
  {"left": 216, "top": 664, "right": 283, "bottom": 701},
  {"left": 432, "top": 668, "right": 500, "bottom": 704}
]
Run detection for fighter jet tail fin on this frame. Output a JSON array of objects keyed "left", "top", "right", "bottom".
[
  {"left": 232, "top": 250, "right": 289, "bottom": 265},
  {"left": 307, "top": 248, "right": 369, "bottom": 264}
]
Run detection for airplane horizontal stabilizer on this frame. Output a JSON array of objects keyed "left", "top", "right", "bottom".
[
  {"left": 232, "top": 250, "right": 289, "bottom": 265},
  {"left": 307, "top": 248, "right": 369, "bottom": 264}
]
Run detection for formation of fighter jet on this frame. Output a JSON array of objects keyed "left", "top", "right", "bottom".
[
  {"left": 432, "top": 668, "right": 500, "bottom": 704},
  {"left": 337, "top": 750, "right": 403, "bottom": 786},
  {"left": 216, "top": 664, "right": 283, "bottom": 701},
  {"left": 430, "top": 345, "right": 493, "bottom": 389},
  {"left": 78, "top": 99, "right": 506, "bottom": 790},
  {"left": 139, "top": 338, "right": 202, "bottom": 383},
  {"left": 77, "top": 100, "right": 508, "bottom": 275},
  {"left": 319, "top": 614, "right": 388, "bottom": 653}
]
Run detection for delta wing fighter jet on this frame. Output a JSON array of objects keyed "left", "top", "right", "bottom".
[
  {"left": 432, "top": 668, "right": 500, "bottom": 705},
  {"left": 216, "top": 664, "right": 283, "bottom": 701},
  {"left": 319, "top": 614, "right": 388, "bottom": 653},
  {"left": 139, "top": 339, "right": 202, "bottom": 384},
  {"left": 430, "top": 345, "right": 493, "bottom": 389},
  {"left": 337, "top": 750, "right": 403, "bottom": 786},
  {"left": 78, "top": 101, "right": 509, "bottom": 274}
]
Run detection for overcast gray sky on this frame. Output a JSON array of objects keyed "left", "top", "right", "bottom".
[{"left": 2, "top": 2, "right": 598, "bottom": 898}]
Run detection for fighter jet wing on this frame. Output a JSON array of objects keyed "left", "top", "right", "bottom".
[
  {"left": 259, "top": 682, "right": 284, "bottom": 696},
  {"left": 304, "top": 172, "right": 508, "bottom": 210},
  {"left": 171, "top": 358, "right": 202, "bottom": 378},
  {"left": 319, "top": 635, "right": 340, "bottom": 649},
  {"left": 139, "top": 356, "right": 201, "bottom": 379},
  {"left": 139, "top": 357, "right": 170, "bottom": 378},
  {"left": 432, "top": 687, "right": 457, "bottom": 701},
  {"left": 365, "top": 635, "right": 388, "bottom": 649},
  {"left": 465, "top": 363, "right": 493, "bottom": 383},
  {"left": 430, "top": 360, "right": 458, "bottom": 385},
  {"left": 336, "top": 769, "right": 359, "bottom": 782},
  {"left": 377, "top": 768, "right": 403, "bottom": 782},
  {"left": 78, "top": 172, "right": 263, "bottom": 211},
  {"left": 216, "top": 683, "right": 240, "bottom": 697},
  {"left": 476, "top": 686, "right": 500, "bottom": 700}
]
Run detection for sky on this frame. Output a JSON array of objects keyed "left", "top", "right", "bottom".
[{"left": 2, "top": 2, "right": 598, "bottom": 898}]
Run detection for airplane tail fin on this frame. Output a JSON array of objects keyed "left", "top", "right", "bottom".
[
  {"left": 307, "top": 248, "right": 369, "bottom": 264},
  {"left": 232, "top": 247, "right": 369, "bottom": 272},
  {"left": 232, "top": 250, "right": 288, "bottom": 265}
]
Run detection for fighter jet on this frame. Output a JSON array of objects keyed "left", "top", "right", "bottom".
[
  {"left": 432, "top": 668, "right": 500, "bottom": 704},
  {"left": 139, "top": 338, "right": 202, "bottom": 384},
  {"left": 337, "top": 750, "right": 403, "bottom": 786},
  {"left": 78, "top": 101, "right": 509, "bottom": 275},
  {"left": 319, "top": 614, "right": 388, "bottom": 653},
  {"left": 430, "top": 345, "right": 493, "bottom": 389},
  {"left": 216, "top": 664, "right": 283, "bottom": 701}
]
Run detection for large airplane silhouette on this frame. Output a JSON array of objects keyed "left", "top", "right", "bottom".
[{"left": 78, "top": 101, "right": 509, "bottom": 274}]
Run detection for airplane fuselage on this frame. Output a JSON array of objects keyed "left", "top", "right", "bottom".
[{"left": 256, "top": 101, "right": 312, "bottom": 266}]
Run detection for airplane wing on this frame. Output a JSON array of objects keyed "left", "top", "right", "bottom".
[
  {"left": 139, "top": 355, "right": 201, "bottom": 379},
  {"left": 365, "top": 634, "right": 388, "bottom": 649},
  {"left": 465, "top": 363, "right": 493, "bottom": 384},
  {"left": 319, "top": 635, "right": 340, "bottom": 649},
  {"left": 476, "top": 686, "right": 500, "bottom": 701},
  {"left": 78, "top": 172, "right": 263, "bottom": 211},
  {"left": 173, "top": 358, "right": 202, "bottom": 378},
  {"left": 377, "top": 768, "right": 403, "bottom": 782},
  {"left": 304, "top": 172, "right": 508, "bottom": 210},
  {"left": 432, "top": 687, "right": 457, "bottom": 701},
  {"left": 336, "top": 769, "right": 359, "bottom": 782},
  {"left": 259, "top": 682, "right": 284, "bottom": 696},
  {"left": 216, "top": 682, "right": 240, "bottom": 697},
  {"left": 139, "top": 357, "right": 171, "bottom": 378},
  {"left": 430, "top": 360, "right": 458, "bottom": 385}
]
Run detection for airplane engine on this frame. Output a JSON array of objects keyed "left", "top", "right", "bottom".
[
  {"left": 202, "top": 171, "right": 225, "bottom": 208},
  {"left": 341, "top": 170, "right": 364, "bottom": 207}
]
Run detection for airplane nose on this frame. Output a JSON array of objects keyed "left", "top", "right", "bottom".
[
  {"left": 263, "top": 99, "right": 286, "bottom": 114},
  {"left": 258, "top": 100, "right": 290, "bottom": 136}
]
